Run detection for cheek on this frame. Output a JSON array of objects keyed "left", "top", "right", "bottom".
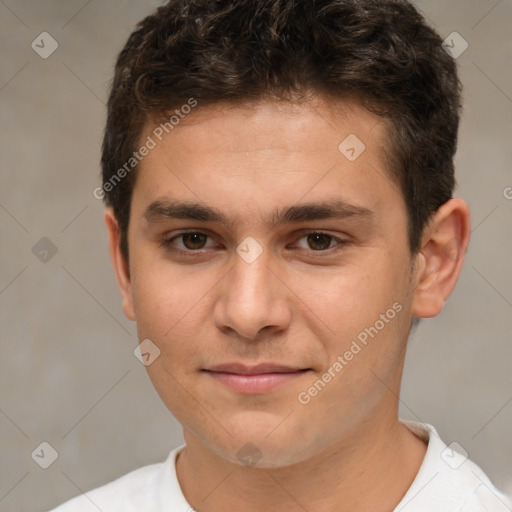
[
  {"left": 130, "top": 254, "right": 208, "bottom": 335},
  {"left": 296, "top": 262, "right": 392, "bottom": 334},
  {"left": 130, "top": 259, "right": 222, "bottom": 384},
  {"left": 296, "top": 306, "right": 408, "bottom": 436},
  {"left": 305, "top": 258, "right": 410, "bottom": 373}
]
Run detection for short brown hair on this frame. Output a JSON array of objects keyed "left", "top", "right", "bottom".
[{"left": 100, "top": 0, "right": 462, "bottom": 262}]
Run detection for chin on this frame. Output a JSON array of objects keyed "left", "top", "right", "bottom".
[{"left": 197, "top": 420, "right": 325, "bottom": 470}]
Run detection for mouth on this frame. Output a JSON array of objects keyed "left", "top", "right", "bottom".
[{"left": 202, "top": 363, "right": 312, "bottom": 394}]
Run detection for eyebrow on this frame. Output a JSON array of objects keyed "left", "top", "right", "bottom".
[{"left": 143, "top": 199, "right": 374, "bottom": 230}]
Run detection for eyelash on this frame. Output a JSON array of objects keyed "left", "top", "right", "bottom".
[{"left": 159, "top": 230, "right": 349, "bottom": 255}]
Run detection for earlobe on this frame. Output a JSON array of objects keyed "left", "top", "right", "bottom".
[
  {"left": 104, "top": 208, "right": 136, "bottom": 321},
  {"left": 411, "top": 198, "right": 471, "bottom": 319}
]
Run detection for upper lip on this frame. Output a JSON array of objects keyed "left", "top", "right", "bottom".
[{"left": 204, "top": 363, "right": 308, "bottom": 375}]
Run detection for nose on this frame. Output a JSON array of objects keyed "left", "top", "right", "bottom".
[{"left": 213, "top": 247, "right": 292, "bottom": 342}]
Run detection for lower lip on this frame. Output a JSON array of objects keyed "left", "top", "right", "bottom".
[{"left": 205, "top": 371, "right": 308, "bottom": 394}]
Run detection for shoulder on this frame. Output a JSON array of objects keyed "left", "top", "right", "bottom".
[
  {"left": 397, "top": 420, "right": 512, "bottom": 512},
  {"left": 47, "top": 446, "right": 184, "bottom": 512}
]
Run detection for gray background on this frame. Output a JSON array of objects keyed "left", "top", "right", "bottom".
[{"left": 0, "top": 1, "right": 511, "bottom": 511}]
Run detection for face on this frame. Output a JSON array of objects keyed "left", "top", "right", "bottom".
[{"left": 112, "top": 97, "right": 421, "bottom": 468}]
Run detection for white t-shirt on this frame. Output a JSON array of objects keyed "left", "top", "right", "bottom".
[{"left": 49, "top": 420, "right": 511, "bottom": 511}]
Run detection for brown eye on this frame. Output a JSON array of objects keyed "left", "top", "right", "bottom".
[
  {"left": 181, "top": 232, "right": 208, "bottom": 250},
  {"left": 160, "top": 231, "right": 217, "bottom": 253},
  {"left": 306, "top": 233, "right": 333, "bottom": 251}
]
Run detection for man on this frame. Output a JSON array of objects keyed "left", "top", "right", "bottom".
[{"left": 51, "top": 0, "right": 511, "bottom": 510}]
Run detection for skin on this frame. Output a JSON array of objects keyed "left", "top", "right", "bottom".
[{"left": 105, "top": 96, "right": 471, "bottom": 512}]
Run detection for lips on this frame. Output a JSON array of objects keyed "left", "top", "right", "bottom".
[
  {"left": 205, "top": 363, "right": 307, "bottom": 375},
  {"left": 203, "top": 363, "right": 311, "bottom": 394}
]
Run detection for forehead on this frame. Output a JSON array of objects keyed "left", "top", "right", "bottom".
[
  {"left": 132, "top": 97, "right": 404, "bottom": 228},
  {"left": 145, "top": 97, "right": 390, "bottom": 155}
]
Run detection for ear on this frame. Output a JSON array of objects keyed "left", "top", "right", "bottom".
[
  {"left": 411, "top": 198, "right": 471, "bottom": 318},
  {"left": 104, "top": 208, "right": 136, "bottom": 321}
]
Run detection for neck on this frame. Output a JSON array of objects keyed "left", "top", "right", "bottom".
[{"left": 176, "top": 413, "right": 427, "bottom": 512}]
